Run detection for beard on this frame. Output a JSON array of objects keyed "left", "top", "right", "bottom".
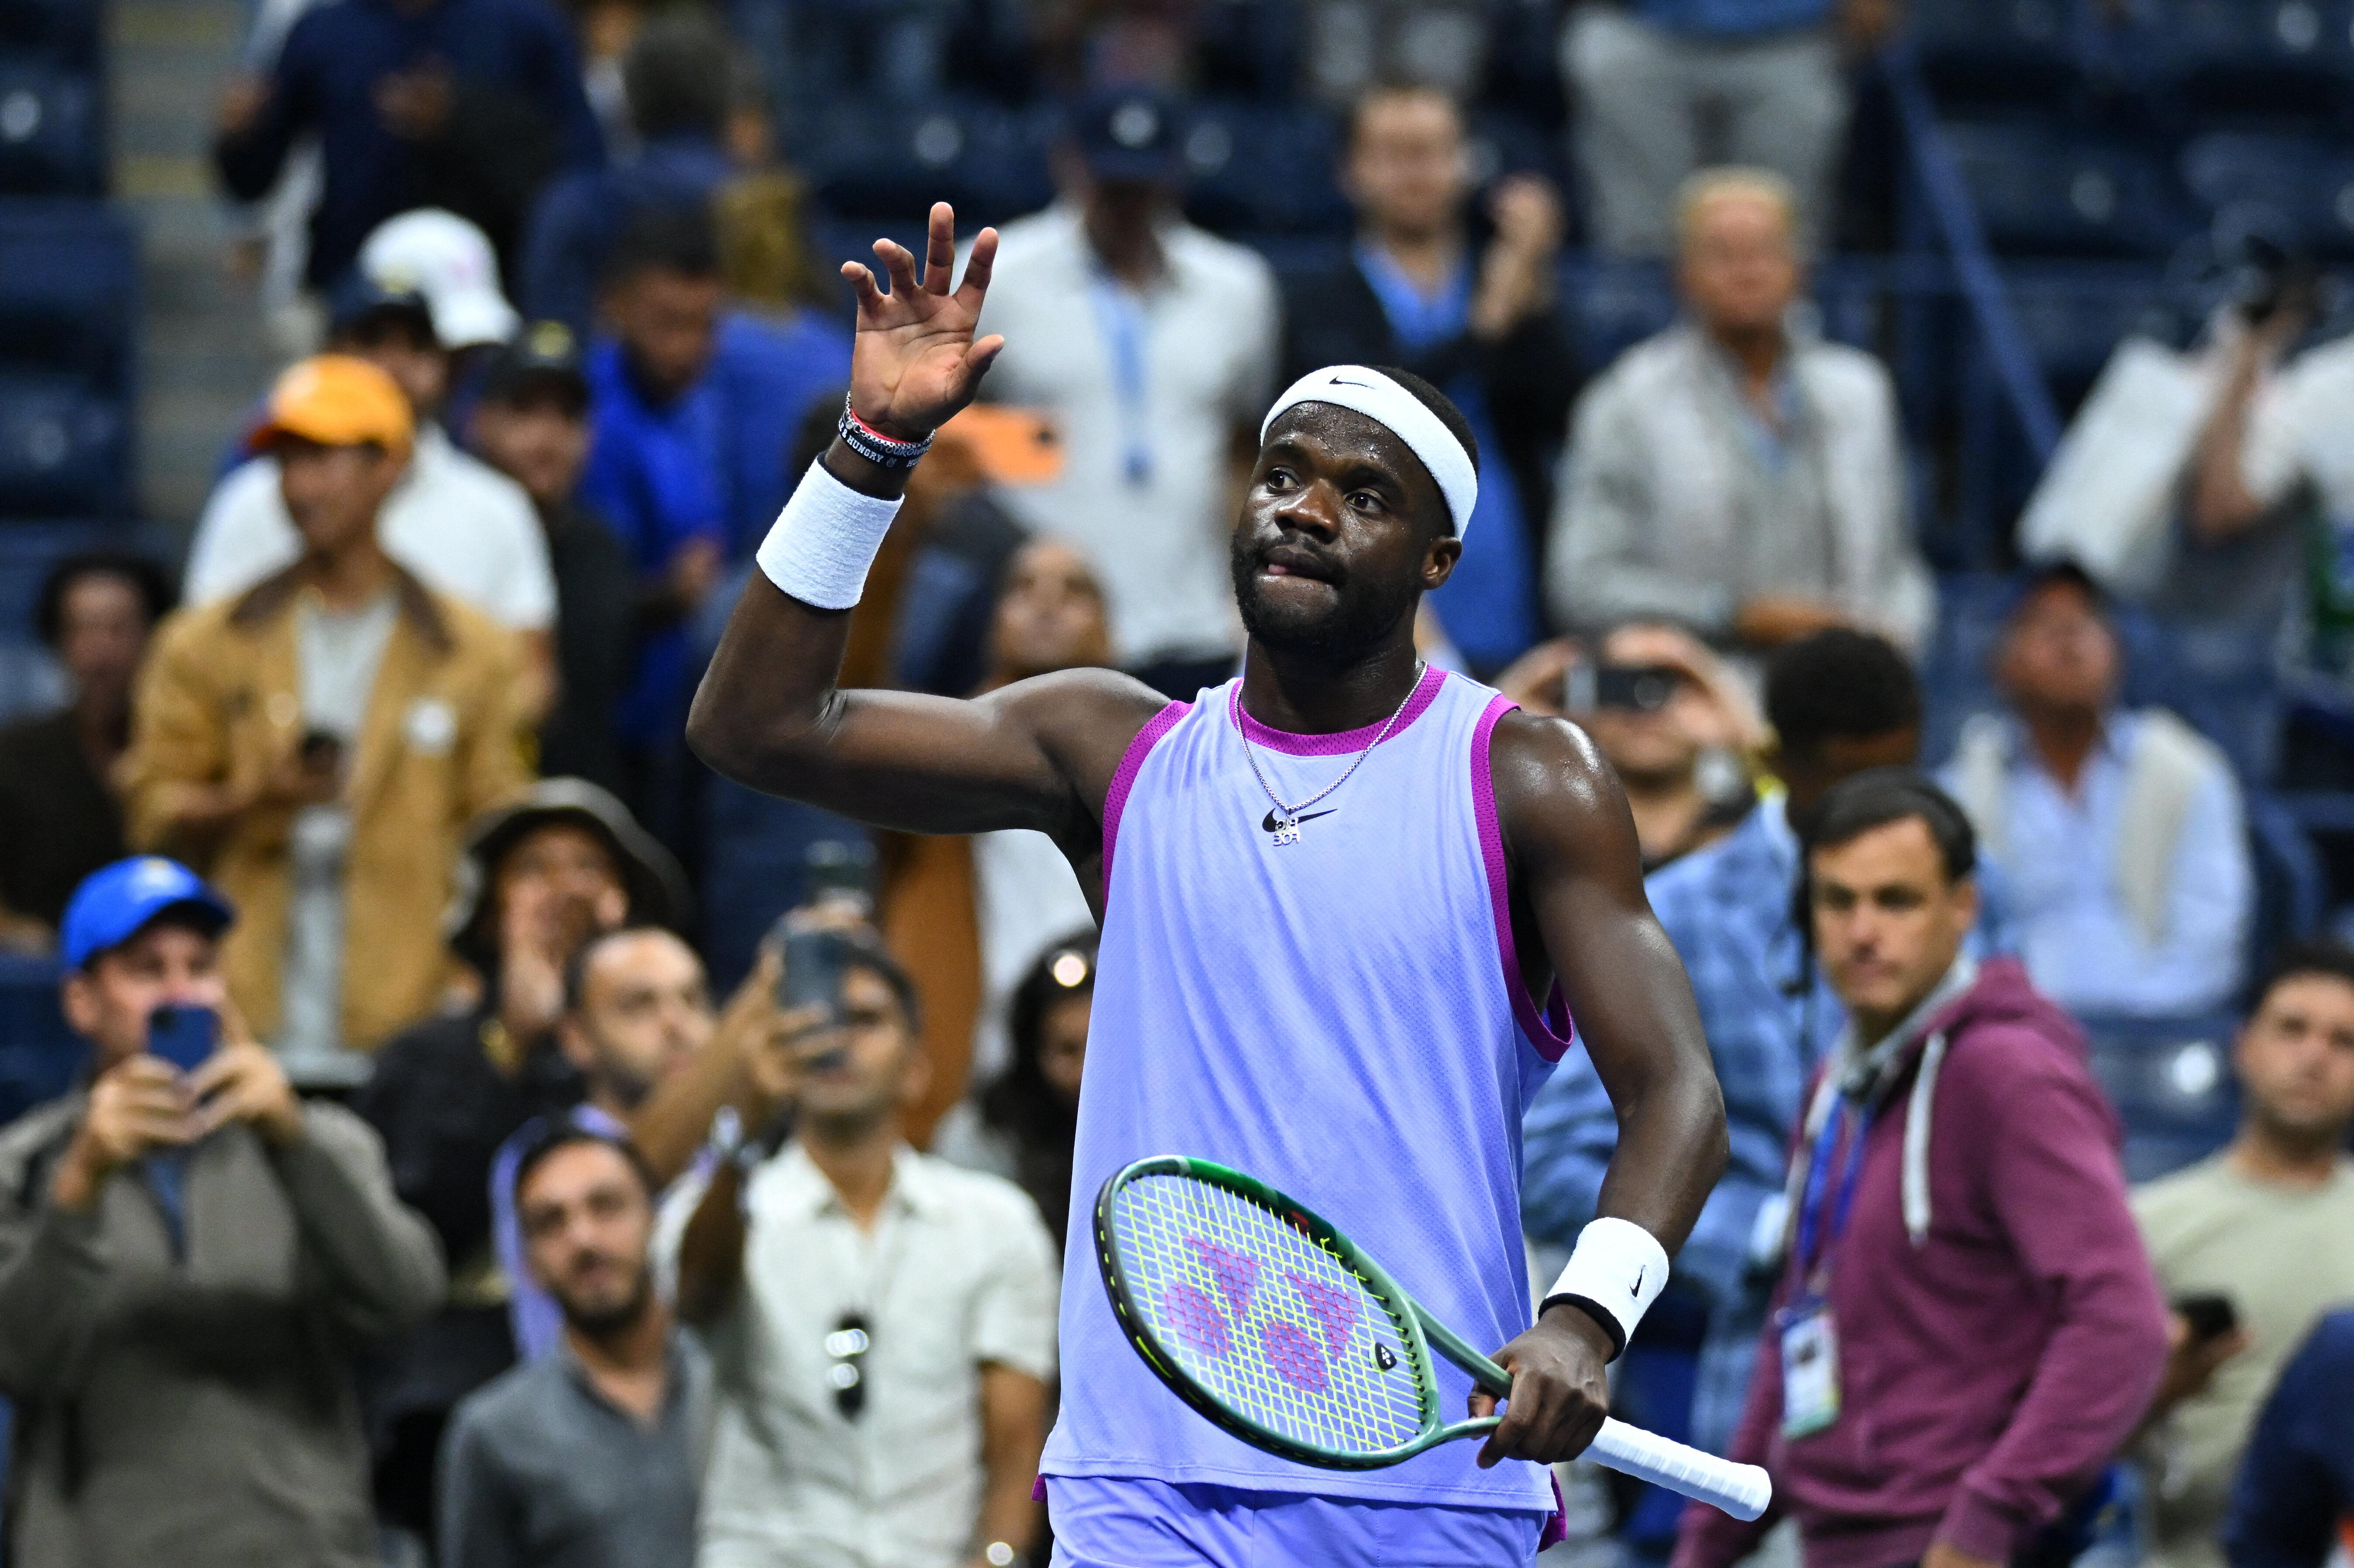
[
  {"left": 1229, "top": 530, "right": 1420, "bottom": 663},
  {"left": 557, "top": 1258, "right": 655, "bottom": 1338}
]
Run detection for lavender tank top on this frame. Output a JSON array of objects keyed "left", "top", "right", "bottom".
[{"left": 1040, "top": 667, "right": 1573, "bottom": 1512}]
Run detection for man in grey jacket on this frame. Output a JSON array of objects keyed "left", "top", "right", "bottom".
[
  {"left": 0, "top": 855, "right": 446, "bottom": 1568},
  {"left": 1548, "top": 167, "right": 1932, "bottom": 658}
]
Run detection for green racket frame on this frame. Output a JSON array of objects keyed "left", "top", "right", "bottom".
[{"left": 1093, "top": 1154, "right": 1518, "bottom": 1469}]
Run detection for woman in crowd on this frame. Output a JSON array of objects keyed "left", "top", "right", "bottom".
[{"left": 933, "top": 931, "right": 1095, "bottom": 1248}]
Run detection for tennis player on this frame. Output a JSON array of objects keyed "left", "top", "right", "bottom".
[{"left": 688, "top": 203, "right": 1729, "bottom": 1567}]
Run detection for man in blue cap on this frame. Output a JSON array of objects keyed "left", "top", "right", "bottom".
[{"left": 0, "top": 856, "right": 444, "bottom": 1568}]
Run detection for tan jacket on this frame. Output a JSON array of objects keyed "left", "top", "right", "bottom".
[{"left": 124, "top": 566, "right": 529, "bottom": 1050}]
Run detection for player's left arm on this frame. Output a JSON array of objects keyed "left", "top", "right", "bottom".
[{"left": 1471, "top": 708, "right": 1730, "bottom": 1468}]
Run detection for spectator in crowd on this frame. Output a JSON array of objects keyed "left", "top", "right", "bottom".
[
  {"left": 355, "top": 777, "right": 685, "bottom": 1543},
  {"left": 1280, "top": 82, "right": 1578, "bottom": 674},
  {"left": 489, "top": 922, "right": 788, "bottom": 1361},
  {"left": 1674, "top": 770, "right": 2171, "bottom": 1568},
  {"left": 1944, "top": 563, "right": 2251, "bottom": 1019},
  {"left": 1302, "top": 0, "right": 1499, "bottom": 103},
  {"left": 974, "top": 86, "right": 1280, "bottom": 698},
  {"left": 2225, "top": 1307, "right": 2354, "bottom": 1568},
  {"left": 878, "top": 537, "right": 1107, "bottom": 1138},
  {"left": 1561, "top": 0, "right": 1889, "bottom": 256},
  {"left": 361, "top": 204, "right": 524, "bottom": 357},
  {"left": 561, "top": 0, "right": 645, "bottom": 154},
  {"left": 0, "top": 551, "right": 175, "bottom": 951},
  {"left": 933, "top": 931, "right": 1096, "bottom": 1248},
  {"left": 1523, "top": 627, "right": 1923, "bottom": 1458},
  {"left": 0, "top": 856, "right": 444, "bottom": 1567},
  {"left": 671, "top": 925, "right": 1058, "bottom": 1568},
  {"left": 186, "top": 273, "right": 559, "bottom": 719},
  {"left": 2130, "top": 941, "right": 2354, "bottom": 1568},
  {"left": 123, "top": 356, "right": 528, "bottom": 1079},
  {"left": 1497, "top": 620, "right": 1764, "bottom": 870},
  {"left": 520, "top": 11, "right": 740, "bottom": 336},
  {"left": 439, "top": 1127, "right": 709, "bottom": 1568},
  {"left": 579, "top": 208, "right": 732, "bottom": 779},
  {"left": 471, "top": 320, "right": 635, "bottom": 794},
  {"left": 1549, "top": 168, "right": 1931, "bottom": 657},
  {"left": 213, "top": 0, "right": 604, "bottom": 290}
]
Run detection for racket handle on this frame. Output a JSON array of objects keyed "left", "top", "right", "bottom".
[{"left": 1587, "top": 1418, "right": 1772, "bottom": 1522}]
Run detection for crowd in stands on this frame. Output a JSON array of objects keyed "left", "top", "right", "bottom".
[{"left": 3, "top": 0, "right": 2354, "bottom": 1565}]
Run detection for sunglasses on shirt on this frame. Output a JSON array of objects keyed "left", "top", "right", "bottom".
[{"left": 824, "top": 1313, "right": 872, "bottom": 1421}]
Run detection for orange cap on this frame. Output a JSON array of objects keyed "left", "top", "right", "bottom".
[{"left": 248, "top": 354, "right": 414, "bottom": 458}]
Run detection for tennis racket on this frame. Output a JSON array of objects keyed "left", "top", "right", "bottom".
[{"left": 1093, "top": 1155, "right": 1772, "bottom": 1522}]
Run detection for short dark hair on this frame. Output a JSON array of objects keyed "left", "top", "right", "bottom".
[
  {"left": 37, "top": 550, "right": 175, "bottom": 647},
  {"left": 623, "top": 14, "right": 731, "bottom": 141},
  {"left": 601, "top": 206, "right": 722, "bottom": 291},
  {"left": 834, "top": 927, "right": 923, "bottom": 1034},
  {"left": 2252, "top": 939, "right": 2354, "bottom": 1012},
  {"left": 2010, "top": 558, "right": 2109, "bottom": 624},
  {"left": 1343, "top": 80, "right": 1460, "bottom": 151},
  {"left": 511, "top": 1122, "right": 659, "bottom": 1209},
  {"left": 560, "top": 924, "right": 680, "bottom": 1019},
  {"left": 1803, "top": 767, "right": 1977, "bottom": 884},
  {"left": 1765, "top": 629, "right": 1921, "bottom": 756}
]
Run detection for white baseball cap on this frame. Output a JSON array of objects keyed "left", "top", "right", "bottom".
[{"left": 359, "top": 208, "right": 520, "bottom": 350}]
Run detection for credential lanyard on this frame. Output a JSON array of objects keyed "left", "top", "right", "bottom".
[
  {"left": 1090, "top": 274, "right": 1153, "bottom": 487},
  {"left": 1793, "top": 1095, "right": 1871, "bottom": 1286}
]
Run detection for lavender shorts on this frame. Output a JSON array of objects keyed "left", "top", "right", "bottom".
[{"left": 1044, "top": 1474, "right": 1550, "bottom": 1568}]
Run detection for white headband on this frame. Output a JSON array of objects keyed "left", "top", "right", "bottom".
[{"left": 1260, "top": 365, "right": 1479, "bottom": 539}]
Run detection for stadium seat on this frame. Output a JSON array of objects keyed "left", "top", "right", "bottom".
[
  {"left": 0, "top": 198, "right": 137, "bottom": 387},
  {"left": 2003, "top": 262, "right": 2188, "bottom": 407},
  {"left": 2118, "top": 0, "right": 2354, "bottom": 127},
  {"left": 1906, "top": 0, "right": 2087, "bottom": 110},
  {"left": 1556, "top": 256, "right": 1676, "bottom": 372},
  {"left": 2081, "top": 1012, "right": 2243, "bottom": 1183},
  {"left": 0, "top": 0, "right": 101, "bottom": 72},
  {"left": 1180, "top": 100, "right": 1350, "bottom": 236},
  {"left": 2247, "top": 793, "right": 2328, "bottom": 983},
  {"left": 2182, "top": 131, "right": 2354, "bottom": 259},
  {"left": 1938, "top": 119, "right": 2191, "bottom": 258},
  {"left": 0, "top": 953, "right": 83, "bottom": 1127},
  {"left": 0, "top": 62, "right": 100, "bottom": 196},
  {"left": 0, "top": 374, "right": 127, "bottom": 516}
]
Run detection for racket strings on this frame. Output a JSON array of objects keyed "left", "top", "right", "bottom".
[{"left": 1111, "top": 1174, "right": 1429, "bottom": 1457}]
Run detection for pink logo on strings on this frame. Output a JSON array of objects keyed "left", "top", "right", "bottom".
[
  {"left": 1186, "top": 1238, "right": 1261, "bottom": 1318},
  {"left": 1261, "top": 1319, "right": 1329, "bottom": 1393},
  {"left": 1286, "top": 1272, "right": 1360, "bottom": 1360},
  {"left": 1161, "top": 1283, "right": 1232, "bottom": 1358}
]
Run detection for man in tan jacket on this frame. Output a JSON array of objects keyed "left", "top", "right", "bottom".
[{"left": 124, "top": 355, "right": 529, "bottom": 1080}]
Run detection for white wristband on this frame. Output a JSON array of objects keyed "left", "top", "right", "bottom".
[
  {"left": 1543, "top": 1218, "right": 1671, "bottom": 1360},
  {"left": 755, "top": 458, "right": 902, "bottom": 610}
]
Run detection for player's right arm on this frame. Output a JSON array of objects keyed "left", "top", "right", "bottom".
[{"left": 687, "top": 203, "right": 1164, "bottom": 852}]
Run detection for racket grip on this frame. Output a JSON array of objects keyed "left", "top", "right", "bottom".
[{"left": 1587, "top": 1418, "right": 1772, "bottom": 1522}]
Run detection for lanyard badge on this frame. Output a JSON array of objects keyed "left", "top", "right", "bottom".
[{"left": 1778, "top": 1098, "right": 1869, "bottom": 1440}]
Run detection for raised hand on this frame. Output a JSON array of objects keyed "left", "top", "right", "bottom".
[{"left": 842, "top": 202, "right": 1005, "bottom": 442}]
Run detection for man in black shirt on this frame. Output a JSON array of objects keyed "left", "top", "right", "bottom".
[
  {"left": 471, "top": 321, "right": 637, "bottom": 796},
  {"left": 0, "top": 551, "right": 175, "bottom": 951}
]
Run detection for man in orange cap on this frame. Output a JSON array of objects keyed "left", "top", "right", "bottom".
[{"left": 124, "top": 355, "right": 530, "bottom": 1085}]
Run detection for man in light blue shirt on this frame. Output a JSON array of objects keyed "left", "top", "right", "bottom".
[{"left": 1943, "top": 563, "right": 2251, "bottom": 1019}]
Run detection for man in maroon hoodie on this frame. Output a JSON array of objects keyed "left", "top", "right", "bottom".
[{"left": 1674, "top": 769, "right": 2170, "bottom": 1568}]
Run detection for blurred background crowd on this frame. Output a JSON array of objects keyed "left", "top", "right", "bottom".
[{"left": 3, "top": 0, "right": 2354, "bottom": 1565}]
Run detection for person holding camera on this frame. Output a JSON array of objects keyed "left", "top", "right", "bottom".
[
  {"left": 121, "top": 355, "right": 529, "bottom": 1082},
  {"left": 668, "top": 924, "right": 1059, "bottom": 1568},
  {"left": 0, "top": 856, "right": 444, "bottom": 1568}
]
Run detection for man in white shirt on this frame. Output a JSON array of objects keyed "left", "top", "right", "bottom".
[
  {"left": 671, "top": 926, "right": 1058, "bottom": 1568},
  {"left": 186, "top": 276, "right": 558, "bottom": 718},
  {"left": 971, "top": 87, "right": 1280, "bottom": 698}
]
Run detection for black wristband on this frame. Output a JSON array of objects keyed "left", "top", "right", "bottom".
[{"left": 837, "top": 395, "right": 934, "bottom": 470}]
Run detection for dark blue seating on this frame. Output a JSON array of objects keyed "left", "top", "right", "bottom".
[
  {"left": 2004, "top": 262, "right": 2188, "bottom": 405},
  {"left": 0, "top": 953, "right": 82, "bottom": 1128},
  {"left": 1940, "top": 120, "right": 2191, "bottom": 258},
  {"left": 1180, "top": 100, "right": 1349, "bottom": 236},
  {"left": 0, "top": 199, "right": 134, "bottom": 388},
  {"left": 2182, "top": 131, "right": 2354, "bottom": 258},
  {"left": 1906, "top": 0, "right": 2087, "bottom": 110},
  {"left": 2117, "top": 0, "right": 2354, "bottom": 127},
  {"left": 1557, "top": 256, "right": 1676, "bottom": 372},
  {"left": 0, "top": 62, "right": 100, "bottom": 196},
  {"left": 2081, "top": 1012, "right": 2242, "bottom": 1183},
  {"left": 0, "top": 374, "right": 127, "bottom": 516},
  {"left": 0, "top": 0, "right": 101, "bottom": 72}
]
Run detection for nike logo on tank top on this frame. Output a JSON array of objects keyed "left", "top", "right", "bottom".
[{"left": 1042, "top": 667, "right": 1574, "bottom": 1513}]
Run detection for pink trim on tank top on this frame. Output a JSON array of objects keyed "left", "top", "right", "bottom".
[
  {"left": 1471, "top": 694, "right": 1576, "bottom": 1063},
  {"left": 1100, "top": 700, "right": 1193, "bottom": 904},
  {"left": 1226, "top": 663, "right": 1447, "bottom": 756}
]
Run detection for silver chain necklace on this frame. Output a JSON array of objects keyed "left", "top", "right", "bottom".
[{"left": 1233, "top": 663, "right": 1423, "bottom": 846}]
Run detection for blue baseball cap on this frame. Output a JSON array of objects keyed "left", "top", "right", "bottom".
[
  {"left": 60, "top": 857, "right": 235, "bottom": 971},
  {"left": 1068, "top": 87, "right": 1183, "bottom": 183}
]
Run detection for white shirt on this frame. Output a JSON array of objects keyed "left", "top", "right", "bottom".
[
  {"left": 2244, "top": 331, "right": 2354, "bottom": 524},
  {"left": 185, "top": 424, "right": 557, "bottom": 631},
  {"left": 968, "top": 828, "right": 1095, "bottom": 1089},
  {"left": 670, "top": 1144, "right": 1058, "bottom": 1568},
  {"left": 972, "top": 204, "right": 1278, "bottom": 666}
]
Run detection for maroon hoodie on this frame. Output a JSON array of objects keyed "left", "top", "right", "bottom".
[{"left": 1672, "top": 958, "right": 2171, "bottom": 1568}]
